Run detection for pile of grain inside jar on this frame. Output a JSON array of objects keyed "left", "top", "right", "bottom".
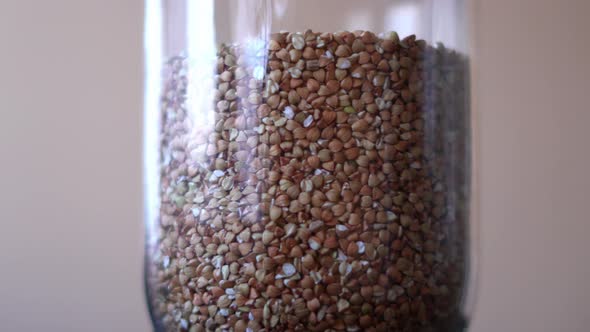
[{"left": 148, "top": 30, "right": 466, "bottom": 332}]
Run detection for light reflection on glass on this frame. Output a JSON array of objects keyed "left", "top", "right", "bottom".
[
  {"left": 186, "top": 0, "right": 216, "bottom": 133},
  {"left": 143, "top": 0, "right": 163, "bottom": 246}
]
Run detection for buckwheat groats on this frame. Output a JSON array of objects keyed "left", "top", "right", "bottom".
[{"left": 147, "top": 30, "right": 468, "bottom": 332}]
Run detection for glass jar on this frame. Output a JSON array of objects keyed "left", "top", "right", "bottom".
[{"left": 143, "top": 1, "right": 474, "bottom": 331}]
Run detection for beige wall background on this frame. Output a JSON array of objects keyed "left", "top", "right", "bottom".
[{"left": 0, "top": 0, "right": 589, "bottom": 331}]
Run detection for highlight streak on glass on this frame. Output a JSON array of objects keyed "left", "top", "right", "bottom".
[
  {"left": 143, "top": 0, "right": 163, "bottom": 246},
  {"left": 186, "top": 0, "right": 216, "bottom": 132},
  {"left": 386, "top": 2, "right": 421, "bottom": 39}
]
